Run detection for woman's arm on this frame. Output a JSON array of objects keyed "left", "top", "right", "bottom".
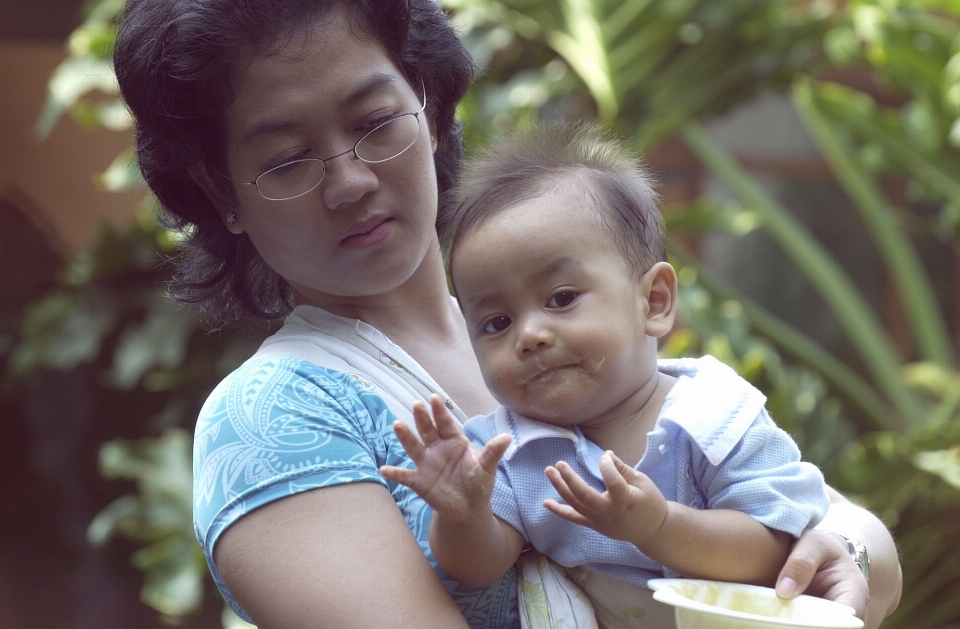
[
  {"left": 214, "top": 482, "right": 472, "bottom": 629},
  {"left": 776, "top": 486, "right": 902, "bottom": 629}
]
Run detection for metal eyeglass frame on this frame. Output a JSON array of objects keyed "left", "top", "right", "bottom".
[{"left": 227, "top": 77, "right": 427, "bottom": 201}]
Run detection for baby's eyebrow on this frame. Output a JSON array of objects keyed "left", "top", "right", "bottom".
[
  {"left": 457, "top": 255, "right": 585, "bottom": 313},
  {"left": 536, "top": 256, "right": 584, "bottom": 277}
]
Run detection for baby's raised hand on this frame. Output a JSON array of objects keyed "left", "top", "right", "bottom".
[
  {"left": 380, "top": 394, "right": 511, "bottom": 522},
  {"left": 543, "top": 451, "right": 668, "bottom": 548}
]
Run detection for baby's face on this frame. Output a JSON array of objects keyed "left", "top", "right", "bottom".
[{"left": 452, "top": 191, "right": 661, "bottom": 428}]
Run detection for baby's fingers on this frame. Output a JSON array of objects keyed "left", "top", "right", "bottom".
[
  {"left": 392, "top": 420, "right": 425, "bottom": 459},
  {"left": 412, "top": 400, "right": 439, "bottom": 444},
  {"left": 543, "top": 498, "right": 591, "bottom": 527},
  {"left": 429, "top": 394, "right": 465, "bottom": 440},
  {"left": 597, "top": 452, "right": 634, "bottom": 500},
  {"left": 478, "top": 434, "right": 511, "bottom": 475},
  {"left": 545, "top": 461, "right": 603, "bottom": 512},
  {"left": 600, "top": 451, "right": 655, "bottom": 503},
  {"left": 379, "top": 463, "right": 417, "bottom": 488}
]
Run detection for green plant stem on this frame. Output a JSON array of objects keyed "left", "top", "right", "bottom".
[
  {"left": 794, "top": 77, "right": 955, "bottom": 368},
  {"left": 544, "top": 0, "right": 618, "bottom": 120},
  {"left": 824, "top": 96, "right": 960, "bottom": 210},
  {"left": 672, "top": 248, "right": 895, "bottom": 431},
  {"left": 680, "top": 122, "right": 920, "bottom": 428}
]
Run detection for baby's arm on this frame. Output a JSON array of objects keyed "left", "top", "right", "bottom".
[
  {"left": 545, "top": 451, "right": 790, "bottom": 586},
  {"left": 380, "top": 395, "right": 526, "bottom": 588}
]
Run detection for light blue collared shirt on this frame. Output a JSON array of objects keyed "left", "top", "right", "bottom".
[{"left": 464, "top": 355, "right": 830, "bottom": 589}]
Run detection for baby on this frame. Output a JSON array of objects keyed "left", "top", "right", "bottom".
[{"left": 381, "top": 121, "right": 829, "bottom": 599}]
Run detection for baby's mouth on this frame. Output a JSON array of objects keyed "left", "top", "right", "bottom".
[{"left": 521, "top": 355, "right": 604, "bottom": 385}]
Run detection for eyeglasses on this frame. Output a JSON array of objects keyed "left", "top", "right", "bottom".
[{"left": 229, "top": 79, "right": 427, "bottom": 201}]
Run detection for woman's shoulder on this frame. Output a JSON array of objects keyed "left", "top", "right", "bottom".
[
  {"left": 201, "top": 354, "right": 387, "bottom": 423},
  {"left": 192, "top": 355, "right": 398, "bottom": 533}
]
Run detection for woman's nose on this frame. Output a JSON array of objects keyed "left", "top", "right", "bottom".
[{"left": 321, "top": 155, "right": 379, "bottom": 210}]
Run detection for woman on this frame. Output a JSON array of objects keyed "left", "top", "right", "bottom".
[{"left": 113, "top": 0, "right": 902, "bottom": 627}]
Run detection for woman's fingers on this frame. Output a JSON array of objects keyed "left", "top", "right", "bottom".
[{"left": 776, "top": 529, "right": 868, "bottom": 619}]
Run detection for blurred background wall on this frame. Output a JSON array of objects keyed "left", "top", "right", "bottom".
[{"left": 0, "top": 2, "right": 160, "bottom": 628}]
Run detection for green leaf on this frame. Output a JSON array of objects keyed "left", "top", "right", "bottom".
[
  {"left": 10, "top": 293, "right": 116, "bottom": 375},
  {"left": 110, "top": 300, "right": 193, "bottom": 389},
  {"left": 96, "top": 147, "right": 143, "bottom": 192},
  {"left": 87, "top": 495, "right": 140, "bottom": 546},
  {"left": 913, "top": 448, "right": 960, "bottom": 489},
  {"left": 35, "top": 55, "right": 118, "bottom": 138},
  {"left": 671, "top": 248, "right": 893, "bottom": 431},
  {"left": 795, "top": 78, "right": 955, "bottom": 369},
  {"left": 680, "top": 122, "right": 920, "bottom": 428}
]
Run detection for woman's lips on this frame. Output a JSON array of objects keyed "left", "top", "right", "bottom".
[{"left": 341, "top": 216, "right": 393, "bottom": 249}]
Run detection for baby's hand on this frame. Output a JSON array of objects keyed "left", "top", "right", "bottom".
[
  {"left": 543, "top": 451, "right": 668, "bottom": 548},
  {"left": 380, "top": 394, "right": 511, "bottom": 522}
]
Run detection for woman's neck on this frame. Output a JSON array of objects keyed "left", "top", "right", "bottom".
[
  {"left": 297, "top": 244, "right": 457, "bottom": 339},
  {"left": 293, "top": 248, "right": 500, "bottom": 417}
]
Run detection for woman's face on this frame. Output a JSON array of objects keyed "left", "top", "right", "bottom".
[{"left": 211, "top": 11, "right": 440, "bottom": 306}]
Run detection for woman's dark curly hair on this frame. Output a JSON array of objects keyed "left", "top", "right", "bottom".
[{"left": 114, "top": 0, "right": 476, "bottom": 329}]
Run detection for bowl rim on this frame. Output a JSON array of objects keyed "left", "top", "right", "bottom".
[{"left": 648, "top": 579, "right": 864, "bottom": 629}]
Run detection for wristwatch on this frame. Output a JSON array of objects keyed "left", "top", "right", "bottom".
[{"left": 838, "top": 534, "right": 870, "bottom": 582}]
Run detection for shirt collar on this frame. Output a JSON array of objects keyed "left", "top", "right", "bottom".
[
  {"left": 493, "top": 355, "right": 767, "bottom": 466},
  {"left": 494, "top": 407, "right": 580, "bottom": 461},
  {"left": 657, "top": 356, "right": 767, "bottom": 465}
]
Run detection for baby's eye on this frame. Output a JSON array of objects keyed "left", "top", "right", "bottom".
[
  {"left": 482, "top": 316, "right": 511, "bottom": 334},
  {"left": 547, "top": 291, "right": 578, "bottom": 308}
]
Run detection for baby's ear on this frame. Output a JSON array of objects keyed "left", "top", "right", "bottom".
[{"left": 640, "top": 262, "right": 677, "bottom": 338}]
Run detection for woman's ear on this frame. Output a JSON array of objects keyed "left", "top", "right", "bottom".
[
  {"left": 187, "top": 162, "right": 244, "bottom": 234},
  {"left": 639, "top": 261, "right": 677, "bottom": 339}
]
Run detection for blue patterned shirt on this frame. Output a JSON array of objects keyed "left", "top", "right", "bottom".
[{"left": 194, "top": 355, "right": 519, "bottom": 628}]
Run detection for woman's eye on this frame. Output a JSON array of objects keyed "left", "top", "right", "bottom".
[
  {"left": 359, "top": 109, "right": 403, "bottom": 135},
  {"left": 263, "top": 150, "right": 310, "bottom": 173},
  {"left": 482, "top": 316, "right": 511, "bottom": 334},
  {"left": 365, "top": 114, "right": 396, "bottom": 131},
  {"left": 268, "top": 159, "right": 310, "bottom": 179},
  {"left": 547, "top": 291, "right": 578, "bottom": 308}
]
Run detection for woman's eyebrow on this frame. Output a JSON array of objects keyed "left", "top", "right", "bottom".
[{"left": 240, "top": 73, "right": 401, "bottom": 146}]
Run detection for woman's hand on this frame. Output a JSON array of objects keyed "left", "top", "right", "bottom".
[
  {"left": 381, "top": 394, "right": 511, "bottom": 522},
  {"left": 776, "top": 488, "right": 902, "bottom": 629},
  {"left": 776, "top": 528, "right": 869, "bottom": 616},
  {"left": 543, "top": 450, "right": 668, "bottom": 547}
]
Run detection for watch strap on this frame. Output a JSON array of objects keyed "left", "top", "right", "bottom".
[{"left": 837, "top": 534, "right": 870, "bottom": 582}]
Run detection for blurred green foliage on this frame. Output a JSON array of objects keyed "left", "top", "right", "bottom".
[{"left": 4, "top": 0, "right": 958, "bottom": 627}]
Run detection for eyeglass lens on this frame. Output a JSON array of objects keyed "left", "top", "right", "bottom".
[{"left": 255, "top": 112, "right": 421, "bottom": 201}]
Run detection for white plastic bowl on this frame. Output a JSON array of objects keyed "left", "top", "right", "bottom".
[{"left": 649, "top": 579, "right": 864, "bottom": 629}]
